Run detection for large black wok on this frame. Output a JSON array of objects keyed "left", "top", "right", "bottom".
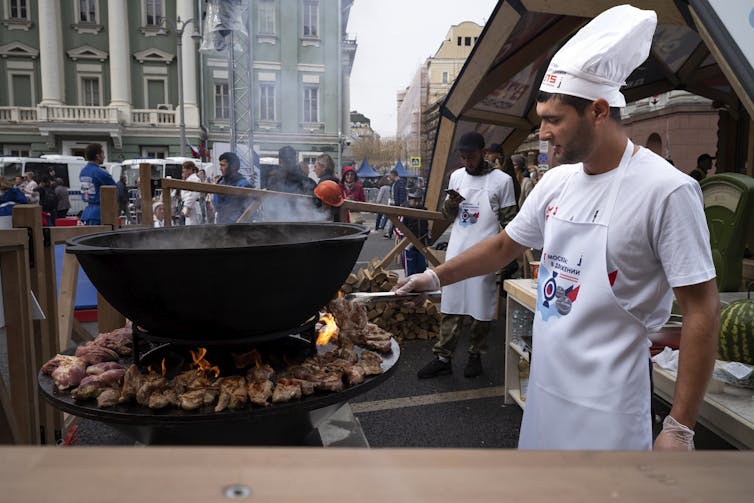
[{"left": 66, "top": 223, "right": 369, "bottom": 340}]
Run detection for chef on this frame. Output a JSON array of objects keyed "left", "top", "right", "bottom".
[{"left": 396, "top": 4, "right": 719, "bottom": 450}]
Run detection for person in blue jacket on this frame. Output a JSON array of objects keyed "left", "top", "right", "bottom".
[
  {"left": 0, "top": 176, "right": 29, "bottom": 219},
  {"left": 79, "top": 143, "right": 116, "bottom": 225},
  {"left": 213, "top": 152, "right": 252, "bottom": 223}
]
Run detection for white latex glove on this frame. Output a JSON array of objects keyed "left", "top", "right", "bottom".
[
  {"left": 654, "top": 415, "right": 695, "bottom": 451},
  {"left": 393, "top": 269, "right": 440, "bottom": 295}
]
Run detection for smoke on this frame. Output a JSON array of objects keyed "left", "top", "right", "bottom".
[{"left": 256, "top": 194, "right": 330, "bottom": 223}]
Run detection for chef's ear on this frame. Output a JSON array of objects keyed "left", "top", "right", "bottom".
[{"left": 591, "top": 99, "right": 611, "bottom": 123}]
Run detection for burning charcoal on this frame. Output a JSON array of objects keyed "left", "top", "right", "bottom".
[
  {"left": 96, "top": 388, "right": 121, "bottom": 408},
  {"left": 271, "top": 379, "right": 302, "bottom": 403},
  {"left": 86, "top": 361, "right": 126, "bottom": 376},
  {"left": 214, "top": 376, "right": 247, "bottom": 412},
  {"left": 247, "top": 379, "right": 274, "bottom": 407}
]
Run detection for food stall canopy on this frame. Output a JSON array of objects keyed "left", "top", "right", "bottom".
[
  {"left": 392, "top": 160, "right": 412, "bottom": 178},
  {"left": 425, "top": 0, "right": 754, "bottom": 212},
  {"left": 357, "top": 160, "right": 381, "bottom": 178}
]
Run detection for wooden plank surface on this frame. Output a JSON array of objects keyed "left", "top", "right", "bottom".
[
  {"left": 1, "top": 448, "right": 753, "bottom": 502},
  {"left": 504, "top": 278, "right": 537, "bottom": 311}
]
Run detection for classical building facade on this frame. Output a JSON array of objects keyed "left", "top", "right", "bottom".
[
  {"left": 397, "top": 21, "right": 481, "bottom": 170},
  {"left": 0, "top": 0, "right": 354, "bottom": 166}
]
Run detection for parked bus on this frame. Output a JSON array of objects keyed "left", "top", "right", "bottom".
[{"left": 0, "top": 155, "right": 88, "bottom": 215}]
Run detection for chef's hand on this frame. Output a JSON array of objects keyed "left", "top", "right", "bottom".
[
  {"left": 446, "top": 193, "right": 464, "bottom": 208},
  {"left": 393, "top": 269, "right": 440, "bottom": 296},
  {"left": 654, "top": 415, "right": 695, "bottom": 451}
]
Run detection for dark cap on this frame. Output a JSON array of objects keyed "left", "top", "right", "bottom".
[
  {"left": 457, "top": 131, "right": 485, "bottom": 152},
  {"left": 488, "top": 143, "right": 504, "bottom": 154},
  {"left": 697, "top": 153, "right": 715, "bottom": 163}
]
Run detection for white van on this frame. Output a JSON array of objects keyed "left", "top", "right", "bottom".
[{"left": 0, "top": 155, "right": 88, "bottom": 215}]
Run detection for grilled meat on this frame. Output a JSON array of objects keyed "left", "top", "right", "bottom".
[
  {"left": 96, "top": 387, "right": 121, "bottom": 408},
  {"left": 86, "top": 361, "right": 126, "bottom": 376},
  {"left": 43, "top": 355, "right": 87, "bottom": 390},
  {"left": 359, "top": 350, "right": 384, "bottom": 376},
  {"left": 75, "top": 343, "right": 119, "bottom": 366},
  {"left": 119, "top": 364, "right": 144, "bottom": 403},
  {"left": 246, "top": 363, "right": 275, "bottom": 382},
  {"left": 214, "top": 376, "right": 247, "bottom": 412},
  {"left": 247, "top": 379, "right": 274, "bottom": 406},
  {"left": 271, "top": 378, "right": 302, "bottom": 403}
]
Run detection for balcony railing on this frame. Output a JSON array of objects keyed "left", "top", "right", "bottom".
[
  {"left": 0, "top": 107, "right": 38, "bottom": 122},
  {"left": 43, "top": 105, "right": 119, "bottom": 122},
  {"left": 131, "top": 109, "right": 176, "bottom": 126},
  {"left": 0, "top": 105, "right": 177, "bottom": 127}
]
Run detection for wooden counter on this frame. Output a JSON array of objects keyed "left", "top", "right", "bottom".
[{"left": 1, "top": 447, "right": 753, "bottom": 501}]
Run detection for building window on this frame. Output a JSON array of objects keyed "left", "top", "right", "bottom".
[
  {"left": 81, "top": 76, "right": 101, "bottom": 106},
  {"left": 457, "top": 36, "right": 461, "bottom": 46},
  {"left": 9, "top": 0, "right": 28, "bottom": 19},
  {"left": 464, "top": 37, "right": 471, "bottom": 46},
  {"left": 303, "top": 0, "right": 318, "bottom": 38},
  {"left": 9, "top": 72, "right": 33, "bottom": 106},
  {"left": 141, "top": 147, "right": 167, "bottom": 159},
  {"left": 260, "top": 83, "right": 276, "bottom": 121},
  {"left": 3, "top": 144, "right": 30, "bottom": 157},
  {"left": 79, "top": 0, "right": 96, "bottom": 22},
  {"left": 215, "top": 82, "right": 230, "bottom": 120},
  {"left": 145, "top": 0, "right": 163, "bottom": 26},
  {"left": 442, "top": 72, "right": 448, "bottom": 84},
  {"left": 144, "top": 78, "right": 167, "bottom": 108},
  {"left": 303, "top": 86, "right": 318, "bottom": 123},
  {"left": 258, "top": 0, "right": 275, "bottom": 35}
]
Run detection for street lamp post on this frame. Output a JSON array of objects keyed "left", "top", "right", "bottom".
[{"left": 171, "top": 16, "right": 200, "bottom": 158}]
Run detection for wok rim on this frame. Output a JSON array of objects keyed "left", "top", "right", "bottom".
[{"left": 65, "top": 222, "right": 370, "bottom": 254}]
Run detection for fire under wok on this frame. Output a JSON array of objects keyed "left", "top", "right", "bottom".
[{"left": 66, "top": 223, "right": 369, "bottom": 340}]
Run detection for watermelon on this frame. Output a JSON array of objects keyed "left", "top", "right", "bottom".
[{"left": 718, "top": 297, "right": 754, "bottom": 365}]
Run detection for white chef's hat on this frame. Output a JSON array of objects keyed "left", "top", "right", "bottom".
[{"left": 539, "top": 4, "right": 657, "bottom": 107}]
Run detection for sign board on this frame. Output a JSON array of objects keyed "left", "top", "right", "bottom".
[
  {"left": 538, "top": 153, "right": 548, "bottom": 164},
  {"left": 409, "top": 156, "right": 421, "bottom": 169}
]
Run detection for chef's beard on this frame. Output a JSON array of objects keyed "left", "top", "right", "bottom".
[{"left": 554, "top": 116, "right": 596, "bottom": 165}]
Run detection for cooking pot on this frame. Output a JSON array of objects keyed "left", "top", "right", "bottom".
[{"left": 66, "top": 223, "right": 369, "bottom": 340}]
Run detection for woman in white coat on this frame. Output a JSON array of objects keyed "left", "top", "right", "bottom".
[{"left": 180, "top": 161, "right": 203, "bottom": 225}]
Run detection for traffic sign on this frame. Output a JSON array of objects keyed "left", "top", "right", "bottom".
[
  {"left": 409, "top": 156, "right": 421, "bottom": 169},
  {"left": 538, "top": 153, "right": 548, "bottom": 164}
]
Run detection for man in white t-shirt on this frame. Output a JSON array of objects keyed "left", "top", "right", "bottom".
[{"left": 396, "top": 5, "right": 719, "bottom": 451}]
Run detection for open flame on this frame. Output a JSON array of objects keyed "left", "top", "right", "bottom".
[
  {"left": 190, "top": 347, "right": 221, "bottom": 378},
  {"left": 317, "top": 312, "right": 339, "bottom": 345},
  {"left": 337, "top": 290, "right": 343, "bottom": 298},
  {"left": 147, "top": 358, "right": 168, "bottom": 377}
]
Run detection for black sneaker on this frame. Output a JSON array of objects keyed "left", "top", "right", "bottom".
[
  {"left": 417, "top": 358, "right": 452, "bottom": 378},
  {"left": 463, "top": 353, "right": 482, "bottom": 378}
]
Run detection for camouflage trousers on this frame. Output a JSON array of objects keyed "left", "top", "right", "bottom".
[{"left": 432, "top": 313, "right": 491, "bottom": 359}]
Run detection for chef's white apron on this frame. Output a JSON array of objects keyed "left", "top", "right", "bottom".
[
  {"left": 519, "top": 140, "right": 653, "bottom": 450},
  {"left": 441, "top": 171, "right": 500, "bottom": 321}
]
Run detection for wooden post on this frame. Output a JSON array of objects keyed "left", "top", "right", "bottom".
[
  {"left": 0, "top": 228, "right": 40, "bottom": 444},
  {"left": 95, "top": 186, "right": 126, "bottom": 333},
  {"left": 11, "top": 206, "right": 58, "bottom": 444},
  {"left": 139, "top": 164, "right": 153, "bottom": 225}
]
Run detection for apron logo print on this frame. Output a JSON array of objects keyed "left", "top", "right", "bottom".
[
  {"left": 459, "top": 205, "right": 480, "bottom": 226},
  {"left": 541, "top": 270, "right": 580, "bottom": 316}
]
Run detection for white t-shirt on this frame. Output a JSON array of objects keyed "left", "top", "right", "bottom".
[
  {"left": 505, "top": 147, "right": 715, "bottom": 330},
  {"left": 447, "top": 168, "right": 516, "bottom": 214}
]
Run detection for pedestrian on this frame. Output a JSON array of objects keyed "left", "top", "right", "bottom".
[
  {"left": 383, "top": 167, "right": 407, "bottom": 238},
  {"left": 179, "top": 161, "right": 203, "bottom": 225},
  {"left": 79, "top": 143, "right": 116, "bottom": 225},
  {"left": 416, "top": 131, "right": 516, "bottom": 379},
  {"left": 54, "top": 177, "right": 71, "bottom": 219},
  {"left": 396, "top": 5, "right": 718, "bottom": 451},
  {"left": 374, "top": 176, "right": 391, "bottom": 231},
  {"left": 213, "top": 152, "right": 252, "bottom": 224}
]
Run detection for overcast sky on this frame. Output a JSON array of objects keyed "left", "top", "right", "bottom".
[{"left": 347, "top": 0, "right": 498, "bottom": 138}]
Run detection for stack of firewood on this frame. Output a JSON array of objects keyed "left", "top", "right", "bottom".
[{"left": 340, "top": 260, "right": 441, "bottom": 341}]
